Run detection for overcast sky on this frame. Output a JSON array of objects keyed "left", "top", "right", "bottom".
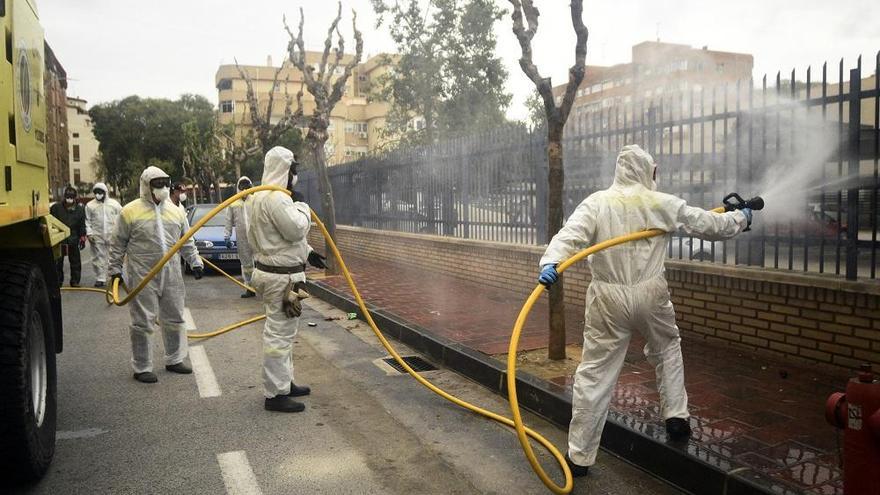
[{"left": 41, "top": 0, "right": 879, "bottom": 121}]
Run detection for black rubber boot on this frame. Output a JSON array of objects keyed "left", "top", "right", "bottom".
[
  {"left": 565, "top": 454, "right": 590, "bottom": 477},
  {"left": 165, "top": 362, "right": 193, "bottom": 374},
  {"left": 665, "top": 417, "right": 692, "bottom": 440},
  {"left": 133, "top": 372, "right": 158, "bottom": 383},
  {"left": 241, "top": 290, "right": 256, "bottom": 298},
  {"left": 287, "top": 383, "right": 311, "bottom": 397},
  {"left": 265, "top": 396, "right": 306, "bottom": 413}
]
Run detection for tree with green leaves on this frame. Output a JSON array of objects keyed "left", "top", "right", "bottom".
[
  {"left": 182, "top": 118, "right": 226, "bottom": 203},
  {"left": 524, "top": 89, "right": 547, "bottom": 130},
  {"left": 89, "top": 94, "right": 215, "bottom": 200},
  {"left": 508, "top": 0, "right": 588, "bottom": 360},
  {"left": 371, "top": 0, "right": 510, "bottom": 146}
]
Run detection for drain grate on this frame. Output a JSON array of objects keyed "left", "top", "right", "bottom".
[{"left": 381, "top": 356, "right": 438, "bottom": 373}]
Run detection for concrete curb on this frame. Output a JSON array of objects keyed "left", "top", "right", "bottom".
[{"left": 307, "top": 279, "right": 800, "bottom": 495}]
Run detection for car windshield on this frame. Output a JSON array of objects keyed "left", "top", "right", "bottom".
[{"left": 189, "top": 205, "right": 227, "bottom": 227}]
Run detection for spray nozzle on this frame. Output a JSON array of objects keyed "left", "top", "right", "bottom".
[{"left": 723, "top": 193, "right": 764, "bottom": 212}]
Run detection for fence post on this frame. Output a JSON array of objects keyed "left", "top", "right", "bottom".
[
  {"left": 534, "top": 130, "right": 549, "bottom": 244},
  {"left": 461, "top": 137, "right": 470, "bottom": 239},
  {"left": 846, "top": 65, "right": 862, "bottom": 280}
]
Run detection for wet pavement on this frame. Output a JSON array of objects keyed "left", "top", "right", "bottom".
[{"left": 319, "top": 254, "right": 853, "bottom": 495}]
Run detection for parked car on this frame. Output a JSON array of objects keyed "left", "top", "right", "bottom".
[{"left": 185, "top": 203, "right": 240, "bottom": 273}]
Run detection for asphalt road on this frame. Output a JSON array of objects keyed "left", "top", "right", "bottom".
[{"left": 10, "top": 254, "right": 683, "bottom": 495}]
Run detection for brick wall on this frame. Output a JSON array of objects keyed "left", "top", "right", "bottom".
[{"left": 312, "top": 226, "right": 880, "bottom": 370}]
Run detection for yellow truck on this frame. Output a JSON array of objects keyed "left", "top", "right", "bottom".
[{"left": 0, "top": 0, "right": 68, "bottom": 482}]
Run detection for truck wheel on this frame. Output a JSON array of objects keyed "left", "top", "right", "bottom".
[{"left": 0, "top": 261, "right": 57, "bottom": 482}]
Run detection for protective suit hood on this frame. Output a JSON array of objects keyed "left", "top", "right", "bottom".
[
  {"left": 236, "top": 176, "right": 252, "bottom": 193},
  {"left": 94, "top": 182, "right": 108, "bottom": 195},
  {"left": 261, "top": 147, "right": 295, "bottom": 188},
  {"left": 139, "top": 166, "right": 170, "bottom": 203},
  {"left": 612, "top": 145, "right": 656, "bottom": 191}
]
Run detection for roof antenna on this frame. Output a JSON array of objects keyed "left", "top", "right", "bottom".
[{"left": 656, "top": 22, "right": 660, "bottom": 42}]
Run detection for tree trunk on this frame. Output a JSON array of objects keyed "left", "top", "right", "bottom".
[
  {"left": 311, "top": 139, "right": 338, "bottom": 275},
  {"left": 547, "top": 125, "right": 566, "bottom": 360}
]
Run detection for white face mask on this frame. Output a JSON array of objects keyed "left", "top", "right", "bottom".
[
  {"left": 64, "top": 197, "right": 75, "bottom": 204},
  {"left": 179, "top": 193, "right": 187, "bottom": 202},
  {"left": 152, "top": 187, "right": 170, "bottom": 203},
  {"left": 95, "top": 193, "right": 105, "bottom": 201}
]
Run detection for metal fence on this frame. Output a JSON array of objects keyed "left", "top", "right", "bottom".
[{"left": 300, "top": 53, "right": 880, "bottom": 280}]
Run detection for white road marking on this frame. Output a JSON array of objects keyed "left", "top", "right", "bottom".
[
  {"left": 57, "top": 428, "right": 108, "bottom": 440},
  {"left": 217, "top": 451, "right": 263, "bottom": 495},
  {"left": 183, "top": 307, "right": 197, "bottom": 331},
  {"left": 190, "top": 345, "right": 221, "bottom": 398}
]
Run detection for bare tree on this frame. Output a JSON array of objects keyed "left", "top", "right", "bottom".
[
  {"left": 508, "top": 0, "right": 588, "bottom": 360},
  {"left": 234, "top": 59, "right": 306, "bottom": 154},
  {"left": 285, "top": 2, "right": 364, "bottom": 274}
]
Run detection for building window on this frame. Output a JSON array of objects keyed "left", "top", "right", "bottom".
[
  {"left": 220, "top": 100, "right": 234, "bottom": 113},
  {"left": 345, "top": 122, "right": 368, "bottom": 134},
  {"left": 72, "top": 144, "right": 80, "bottom": 162},
  {"left": 716, "top": 63, "right": 725, "bottom": 73},
  {"left": 73, "top": 168, "right": 81, "bottom": 184},
  {"left": 217, "top": 79, "right": 233, "bottom": 90},
  {"left": 72, "top": 132, "right": 79, "bottom": 138}
]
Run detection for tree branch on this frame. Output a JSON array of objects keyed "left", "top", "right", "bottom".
[
  {"left": 265, "top": 64, "right": 284, "bottom": 126},
  {"left": 234, "top": 59, "right": 267, "bottom": 140},
  {"left": 328, "top": 9, "right": 363, "bottom": 107},
  {"left": 560, "top": 0, "right": 589, "bottom": 123},
  {"left": 284, "top": 9, "right": 319, "bottom": 89},
  {"left": 507, "top": 0, "right": 588, "bottom": 126},
  {"left": 318, "top": 2, "right": 344, "bottom": 85}
]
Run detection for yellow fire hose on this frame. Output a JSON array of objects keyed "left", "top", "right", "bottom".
[
  {"left": 60, "top": 184, "right": 731, "bottom": 494},
  {"left": 57, "top": 184, "right": 569, "bottom": 489}
]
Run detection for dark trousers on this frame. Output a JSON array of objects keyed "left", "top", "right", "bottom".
[{"left": 57, "top": 244, "right": 82, "bottom": 285}]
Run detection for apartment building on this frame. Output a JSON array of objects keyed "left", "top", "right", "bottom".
[
  {"left": 554, "top": 41, "right": 753, "bottom": 128},
  {"left": 66, "top": 97, "right": 100, "bottom": 187},
  {"left": 216, "top": 52, "right": 393, "bottom": 165}
]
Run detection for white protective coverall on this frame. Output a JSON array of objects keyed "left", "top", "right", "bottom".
[
  {"left": 246, "top": 148, "right": 312, "bottom": 398},
  {"left": 109, "top": 166, "right": 204, "bottom": 373},
  {"left": 85, "top": 182, "right": 122, "bottom": 283},
  {"left": 225, "top": 176, "right": 255, "bottom": 285},
  {"left": 539, "top": 145, "right": 749, "bottom": 467}
]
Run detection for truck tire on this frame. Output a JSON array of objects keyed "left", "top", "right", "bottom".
[{"left": 0, "top": 260, "right": 57, "bottom": 482}]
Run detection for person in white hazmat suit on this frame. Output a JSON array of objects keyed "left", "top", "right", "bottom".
[
  {"left": 537, "top": 145, "right": 754, "bottom": 476},
  {"left": 246, "top": 147, "right": 327, "bottom": 413},
  {"left": 109, "top": 166, "right": 205, "bottom": 384},
  {"left": 85, "top": 182, "right": 122, "bottom": 288},
  {"left": 225, "top": 176, "right": 257, "bottom": 298}
]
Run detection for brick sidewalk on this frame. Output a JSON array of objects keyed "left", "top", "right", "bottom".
[{"left": 319, "top": 254, "right": 850, "bottom": 495}]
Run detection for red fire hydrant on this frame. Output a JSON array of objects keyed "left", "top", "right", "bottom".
[{"left": 825, "top": 364, "right": 880, "bottom": 495}]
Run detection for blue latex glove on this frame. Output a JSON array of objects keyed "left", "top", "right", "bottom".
[
  {"left": 538, "top": 264, "right": 558, "bottom": 287},
  {"left": 741, "top": 208, "right": 753, "bottom": 227},
  {"left": 225, "top": 237, "right": 233, "bottom": 249}
]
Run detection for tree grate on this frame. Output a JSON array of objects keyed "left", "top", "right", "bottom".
[{"left": 382, "top": 356, "right": 438, "bottom": 373}]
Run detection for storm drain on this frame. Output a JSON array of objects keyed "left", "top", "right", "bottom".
[{"left": 379, "top": 355, "right": 438, "bottom": 374}]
